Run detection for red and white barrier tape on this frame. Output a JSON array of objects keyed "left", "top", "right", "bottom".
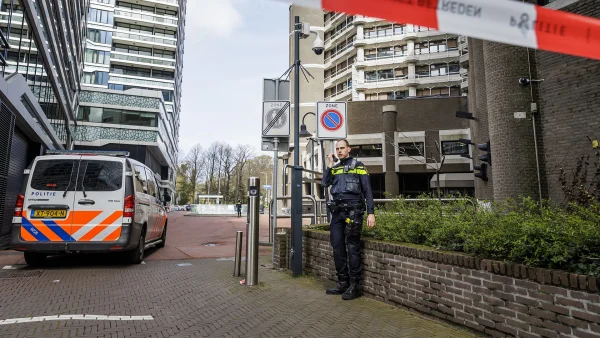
[{"left": 275, "top": 0, "right": 600, "bottom": 61}]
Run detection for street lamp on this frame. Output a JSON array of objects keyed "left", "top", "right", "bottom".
[
  {"left": 291, "top": 17, "right": 323, "bottom": 276},
  {"left": 300, "top": 112, "right": 317, "bottom": 198}
]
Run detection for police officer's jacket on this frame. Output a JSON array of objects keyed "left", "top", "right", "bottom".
[{"left": 321, "top": 156, "right": 375, "bottom": 214}]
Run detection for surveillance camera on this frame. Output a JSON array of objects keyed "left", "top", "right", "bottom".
[
  {"left": 312, "top": 35, "right": 324, "bottom": 55},
  {"left": 518, "top": 77, "right": 531, "bottom": 85}
]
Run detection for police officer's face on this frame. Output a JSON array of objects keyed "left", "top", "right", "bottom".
[{"left": 336, "top": 141, "right": 351, "bottom": 159}]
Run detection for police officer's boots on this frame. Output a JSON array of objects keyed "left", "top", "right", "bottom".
[
  {"left": 326, "top": 280, "right": 349, "bottom": 295},
  {"left": 342, "top": 282, "right": 361, "bottom": 300}
]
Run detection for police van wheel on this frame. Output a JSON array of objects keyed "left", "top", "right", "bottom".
[
  {"left": 127, "top": 230, "right": 145, "bottom": 264},
  {"left": 157, "top": 224, "right": 167, "bottom": 248},
  {"left": 24, "top": 252, "right": 47, "bottom": 266}
]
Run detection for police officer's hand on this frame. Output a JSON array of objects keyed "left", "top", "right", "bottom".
[
  {"left": 367, "top": 214, "right": 376, "bottom": 229},
  {"left": 327, "top": 153, "right": 336, "bottom": 167}
]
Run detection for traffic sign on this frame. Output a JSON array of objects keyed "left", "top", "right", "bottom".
[
  {"left": 316, "top": 101, "right": 347, "bottom": 140},
  {"left": 262, "top": 101, "right": 290, "bottom": 138}
]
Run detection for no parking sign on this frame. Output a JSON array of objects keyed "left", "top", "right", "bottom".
[{"left": 316, "top": 101, "right": 347, "bottom": 140}]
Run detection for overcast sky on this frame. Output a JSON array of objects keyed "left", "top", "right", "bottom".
[{"left": 178, "top": 0, "right": 290, "bottom": 156}]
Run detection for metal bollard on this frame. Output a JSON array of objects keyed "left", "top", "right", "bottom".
[
  {"left": 233, "top": 231, "right": 243, "bottom": 277},
  {"left": 245, "top": 177, "right": 260, "bottom": 286}
]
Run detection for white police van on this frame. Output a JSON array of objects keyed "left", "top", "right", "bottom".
[{"left": 11, "top": 150, "right": 170, "bottom": 266}]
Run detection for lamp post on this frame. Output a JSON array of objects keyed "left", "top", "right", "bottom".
[
  {"left": 290, "top": 16, "right": 323, "bottom": 276},
  {"left": 300, "top": 112, "right": 316, "bottom": 197}
]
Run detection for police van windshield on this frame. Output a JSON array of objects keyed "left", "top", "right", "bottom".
[{"left": 31, "top": 159, "right": 123, "bottom": 192}]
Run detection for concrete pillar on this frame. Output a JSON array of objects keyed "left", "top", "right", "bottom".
[
  {"left": 409, "top": 87, "right": 417, "bottom": 97},
  {"left": 468, "top": 38, "right": 494, "bottom": 200},
  {"left": 357, "top": 47, "right": 365, "bottom": 62},
  {"left": 406, "top": 24, "right": 414, "bottom": 33},
  {"left": 407, "top": 40, "right": 415, "bottom": 56},
  {"left": 408, "top": 63, "right": 416, "bottom": 78},
  {"left": 356, "top": 25, "right": 364, "bottom": 40},
  {"left": 358, "top": 91, "right": 365, "bottom": 100},
  {"left": 483, "top": 40, "right": 540, "bottom": 201},
  {"left": 358, "top": 69, "right": 365, "bottom": 83},
  {"left": 382, "top": 105, "right": 399, "bottom": 197}
]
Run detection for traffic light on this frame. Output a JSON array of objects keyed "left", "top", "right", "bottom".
[
  {"left": 477, "top": 141, "right": 492, "bottom": 166},
  {"left": 474, "top": 163, "right": 488, "bottom": 181}
]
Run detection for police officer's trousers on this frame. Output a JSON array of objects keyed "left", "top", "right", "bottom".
[{"left": 330, "top": 205, "right": 364, "bottom": 283}]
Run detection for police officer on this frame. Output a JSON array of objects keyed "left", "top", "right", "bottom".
[
  {"left": 321, "top": 139, "right": 376, "bottom": 300},
  {"left": 236, "top": 200, "right": 242, "bottom": 218}
]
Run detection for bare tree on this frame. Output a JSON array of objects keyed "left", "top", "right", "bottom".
[
  {"left": 204, "top": 142, "right": 223, "bottom": 195},
  {"left": 185, "top": 144, "right": 204, "bottom": 203},
  {"left": 219, "top": 144, "right": 236, "bottom": 202},
  {"left": 385, "top": 133, "right": 446, "bottom": 198},
  {"left": 233, "top": 144, "right": 254, "bottom": 201}
]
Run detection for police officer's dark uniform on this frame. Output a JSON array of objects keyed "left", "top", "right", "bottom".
[
  {"left": 236, "top": 201, "right": 242, "bottom": 217},
  {"left": 321, "top": 156, "right": 374, "bottom": 300}
]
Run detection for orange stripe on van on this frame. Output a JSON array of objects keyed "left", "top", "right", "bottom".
[
  {"left": 20, "top": 227, "right": 37, "bottom": 242},
  {"left": 30, "top": 220, "right": 62, "bottom": 242},
  {"left": 69, "top": 211, "right": 103, "bottom": 234},
  {"left": 103, "top": 227, "right": 122, "bottom": 242},
  {"left": 79, "top": 211, "right": 123, "bottom": 241}
]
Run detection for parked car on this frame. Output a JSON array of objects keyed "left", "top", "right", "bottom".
[{"left": 11, "top": 150, "right": 170, "bottom": 266}]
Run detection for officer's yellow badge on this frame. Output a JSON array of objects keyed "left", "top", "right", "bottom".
[{"left": 345, "top": 218, "right": 351, "bottom": 224}]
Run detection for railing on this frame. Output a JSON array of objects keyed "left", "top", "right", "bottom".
[
  {"left": 114, "top": 8, "right": 177, "bottom": 25},
  {"left": 325, "top": 87, "right": 352, "bottom": 101},
  {"left": 364, "top": 27, "right": 436, "bottom": 40},
  {"left": 113, "top": 30, "right": 177, "bottom": 46},
  {"left": 324, "top": 65, "right": 352, "bottom": 83},
  {"left": 325, "top": 20, "right": 356, "bottom": 45},
  {"left": 111, "top": 51, "right": 176, "bottom": 67},
  {"left": 324, "top": 12, "right": 344, "bottom": 27},
  {"left": 324, "top": 39, "right": 356, "bottom": 64},
  {"left": 0, "top": 12, "right": 23, "bottom": 23},
  {"left": 365, "top": 75, "right": 408, "bottom": 83}
]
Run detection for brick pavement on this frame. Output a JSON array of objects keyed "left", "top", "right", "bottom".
[{"left": 0, "top": 255, "right": 482, "bottom": 338}]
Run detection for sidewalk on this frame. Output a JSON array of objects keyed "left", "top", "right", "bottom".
[{"left": 0, "top": 255, "right": 482, "bottom": 337}]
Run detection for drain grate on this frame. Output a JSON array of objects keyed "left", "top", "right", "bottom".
[{"left": 0, "top": 270, "right": 43, "bottom": 278}]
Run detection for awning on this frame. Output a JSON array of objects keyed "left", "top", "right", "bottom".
[{"left": 430, "top": 173, "right": 475, "bottom": 188}]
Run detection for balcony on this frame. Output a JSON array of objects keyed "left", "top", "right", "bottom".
[
  {"left": 326, "top": 87, "right": 352, "bottom": 101},
  {"left": 325, "top": 24, "right": 356, "bottom": 50},
  {"left": 324, "top": 42, "right": 356, "bottom": 68},
  {"left": 0, "top": 11, "right": 25, "bottom": 25},
  {"left": 324, "top": 13, "right": 347, "bottom": 31},
  {"left": 139, "top": 0, "right": 179, "bottom": 7},
  {"left": 113, "top": 30, "right": 177, "bottom": 49},
  {"left": 114, "top": 8, "right": 178, "bottom": 28},
  {"left": 357, "top": 73, "right": 461, "bottom": 90},
  {"left": 109, "top": 74, "right": 175, "bottom": 90},
  {"left": 461, "top": 77, "right": 469, "bottom": 90},
  {"left": 324, "top": 65, "right": 353, "bottom": 89},
  {"left": 358, "top": 49, "right": 459, "bottom": 68},
  {"left": 111, "top": 51, "right": 176, "bottom": 68},
  {"left": 354, "top": 15, "right": 381, "bottom": 24}
]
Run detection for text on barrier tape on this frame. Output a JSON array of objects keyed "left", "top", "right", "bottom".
[{"left": 275, "top": 0, "right": 600, "bottom": 61}]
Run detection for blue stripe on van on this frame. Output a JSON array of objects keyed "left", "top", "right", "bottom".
[
  {"left": 21, "top": 218, "right": 50, "bottom": 242},
  {"left": 42, "top": 220, "right": 74, "bottom": 241}
]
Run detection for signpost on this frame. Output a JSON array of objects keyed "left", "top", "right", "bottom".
[{"left": 317, "top": 101, "right": 347, "bottom": 140}]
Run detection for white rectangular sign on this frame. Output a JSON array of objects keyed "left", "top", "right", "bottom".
[
  {"left": 262, "top": 101, "right": 290, "bottom": 138},
  {"left": 316, "top": 101, "right": 347, "bottom": 140}
]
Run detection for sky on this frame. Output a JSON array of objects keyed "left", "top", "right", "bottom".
[{"left": 178, "top": 0, "right": 290, "bottom": 156}]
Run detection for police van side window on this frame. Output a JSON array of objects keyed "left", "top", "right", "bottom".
[
  {"left": 145, "top": 168, "right": 157, "bottom": 197},
  {"left": 78, "top": 161, "right": 123, "bottom": 191},
  {"left": 134, "top": 165, "right": 147, "bottom": 193},
  {"left": 30, "top": 160, "right": 78, "bottom": 191}
]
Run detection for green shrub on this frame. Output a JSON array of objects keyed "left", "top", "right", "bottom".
[{"left": 362, "top": 195, "right": 600, "bottom": 276}]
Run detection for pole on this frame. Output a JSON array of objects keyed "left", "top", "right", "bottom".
[
  {"left": 233, "top": 231, "right": 243, "bottom": 276},
  {"left": 272, "top": 138, "right": 279, "bottom": 260},
  {"left": 291, "top": 16, "right": 303, "bottom": 276},
  {"left": 246, "top": 177, "right": 260, "bottom": 286},
  {"left": 311, "top": 139, "right": 315, "bottom": 198}
]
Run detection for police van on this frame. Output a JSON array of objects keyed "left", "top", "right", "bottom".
[{"left": 11, "top": 150, "right": 170, "bottom": 266}]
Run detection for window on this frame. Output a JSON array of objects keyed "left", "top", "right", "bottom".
[
  {"left": 116, "top": 22, "right": 153, "bottom": 35},
  {"left": 154, "top": 28, "right": 176, "bottom": 38},
  {"left": 85, "top": 49, "right": 110, "bottom": 64},
  {"left": 87, "top": 29, "right": 112, "bottom": 44},
  {"left": 350, "top": 144, "right": 383, "bottom": 158},
  {"left": 134, "top": 165, "right": 147, "bottom": 192},
  {"left": 110, "top": 65, "right": 151, "bottom": 78},
  {"left": 145, "top": 168, "right": 157, "bottom": 197},
  {"left": 78, "top": 106, "right": 157, "bottom": 127},
  {"left": 155, "top": 8, "right": 177, "bottom": 17},
  {"left": 83, "top": 71, "right": 109, "bottom": 85},
  {"left": 113, "top": 43, "right": 152, "bottom": 56},
  {"left": 30, "top": 160, "right": 77, "bottom": 191},
  {"left": 78, "top": 161, "right": 123, "bottom": 192},
  {"left": 162, "top": 90, "right": 174, "bottom": 102},
  {"left": 442, "top": 141, "right": 469, "bottom": 155},
  {"left": 153, "top": 49, "right": 175, "bottom": 59},
  {"left": 377, "top": 47, "right": 393, "bottom": 58},
  {"left": 117, "top": 1, "right": 154, "bottom": 14},
  {"left": 398, "top": 143, "right": 424, "bottom": 157},
  {"left": 88, "top": 8, "right": 114, "bottom": 25},
  {"left": 394, "top": 24, "right": 406, "bottom": 35}
]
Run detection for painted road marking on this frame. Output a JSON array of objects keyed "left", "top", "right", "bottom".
[
  {"left": 0, "top": 315, "right": 154, "bottom": 325},
  {"left": 2, "top": 265, "right": 17, "bottom": 270}
]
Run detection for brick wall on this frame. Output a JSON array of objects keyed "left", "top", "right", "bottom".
[
  {"left": 535, "top": 0, "right": 600, "bottom": 204},
  {"left": 277, "top": 230, "right": 600, "bottom": 338}
]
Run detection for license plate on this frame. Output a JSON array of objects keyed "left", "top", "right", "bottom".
[{"left": 32, "top": 210, "right": 67, "bottom": 219}]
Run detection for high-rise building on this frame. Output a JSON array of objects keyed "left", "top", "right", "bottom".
[
  {"left": 323, "top": 13, "right": 467, "bottom": 102},
  {"left": 75, "top": 0, "right": 187, "bottom": 200},
  {"left": 0, "top": 0, "right": 89, "bottom": 244}
]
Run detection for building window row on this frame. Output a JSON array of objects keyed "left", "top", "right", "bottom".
[
  {"left": 416, "top": 62, "right": 460, "bottom": 77},
  {"left": 85, "top": 48, "right": 111, "bottom": 65},
  {"left": 87, "top": 28, "right": 113, "bottom": 45},
  {"left": 365, "top": 90, "right": 409, "bottom": 101},
  {"left": 116, "top": 23, "right": 177, "bottom": 39},
  {"left": 365, "top": 67, "right": 408, "bottom": 82},
  {"left": 110, "top": 64, "right": 174, "bottom": 80},
  {"left": 116, "top": 1, "right": 177, "bottom": 18},
  {"left": 324, "top": 79, "right": 352, "bottom": 98},
  {"left": 398, "top": 143, "right": 424, "bottom": 157},
  {"left": 324, "top": 16, "right": 354, "bottom": 41},
  {"left": 416, "top": 86, "right": 461, "bottom": 97},
  {"left": 88, "top": 8, "right": 114, "bottom": 25},
  {"left": 83, "top": 71, "right": 109, "bottom": 85},
  {"left": 112, "top": 43, "right": 175, "bottom": 59},
  {"left": 364, "top": 38, "right": 458, "bottom": 60},
  {"left": 325, "top": 57, "right": 356, "bottom": 80},
  {"left": 350, "top": 144, "right": 383, "bottom": 158},
  {"left": 108, "top": 84, "right": 173, "bottom": 102},
  {"left": 364, "top": 24, "right": 433, "bottom": 39},
  {"left": 77, "top": 106, "right": 157, "bottom": 127}
]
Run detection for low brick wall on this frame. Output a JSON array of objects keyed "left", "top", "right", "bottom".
[{"left": 275, "top": 229, "right": 600, "bottom": 338}]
